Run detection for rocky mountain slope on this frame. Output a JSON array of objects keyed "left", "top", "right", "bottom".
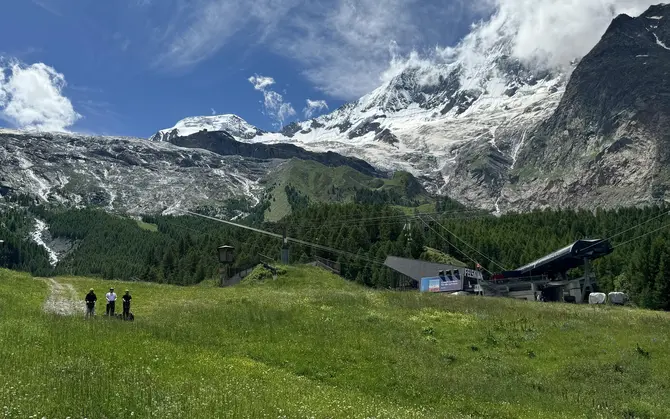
[
  {"left": 0, "top": 129, "right": 405, "bottom": 216},
  {"left": 0, "top": 129, "right": 273, "bottom": 215},
  {"left": 151, "top": 12, "right": 568, "bottom": 211},
  {"left": 151, "top": 4, "right": 670, "bottom": 213},
  {"left": 501, "top": 4, "right": 670, "bottom": 211},
  {"left": 167, "top": 130, "right": 381, "bottom": 177}
]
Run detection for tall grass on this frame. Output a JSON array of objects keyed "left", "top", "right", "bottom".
[{"left": 1, "top": 266, "right": 669, "bottom": 418}]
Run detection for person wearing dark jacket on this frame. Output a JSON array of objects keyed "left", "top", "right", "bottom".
[
  {"left": 85, "top": 288, "right": 97, "bottom": 318},
  {"left": 122, "top": 290, "right": 132, "bottom": 320}
]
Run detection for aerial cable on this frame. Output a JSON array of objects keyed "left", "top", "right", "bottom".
[
  {"left": 182, "top": 210, "right": 384, "bottom": 266},
  {"left": 581, "top": 210, "right": 670, "bottom": 253},
  {"left": 289, "top": 208, "right": 487, "bottom": 228},
  {"left": 182, "top": 210, "right": 283, "bottom": 238},
  {"left": 417, "top": 216, "right": 494, "bottom": 275},
  {"left": 424, "top": 214, "right": 508, "bottom": 271},
  {"left": 292, "top": 209, "right": 492, "bottom": 230},
  {"left": 612, "top": 221, "right": 670, "bottom": 249},
  {"left": 287, "top": 237, "right": 385, "bottom": 265}
]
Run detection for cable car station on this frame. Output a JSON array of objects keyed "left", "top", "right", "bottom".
[{"left": 385, "top": 239, "right": 614, "bottom": 303}]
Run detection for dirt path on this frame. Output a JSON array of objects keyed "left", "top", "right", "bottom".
[{"left": 43, "top": 278, "right": 84, "bottom": 316}]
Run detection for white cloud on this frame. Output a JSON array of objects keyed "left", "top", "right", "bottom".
[
  {"left": 303, "top": 99, "right": 328, "bottom": 118},
  {"left": 248, "top": 74, "right": 295, "bottom": 128},
  {"left": 154, "top": 0, "right": 656, "bottom": 100},
  {"left": 471, "top": 0, "right": 656, "bottom": 70},
  {"left": 0, "top": 60, "right": 80, "bottom": 132},
  {"left": 211, "top": 108, "right": 216, "bottom": 115},
  {"left": 248, "top": 75, "right": 275, "bottom": 91},
  {"left": 154, "top": 0, "right": 481, "bottom": 98},
  {"left": 373, "top": 0, "right": 658, "bottom": 97},
  {"left": 154, "top": 0, "right": 302, "bottom": 71}
]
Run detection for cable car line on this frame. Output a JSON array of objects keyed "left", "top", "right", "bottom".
[
  {"left": 182, "top": 210, "right": 385, "bottom": 266},
  {"left": 422, "top": 214, "right": 508, "bottom": 271},
  {"left": 416, "top": 216, "right": 494, "bottom": 275},
  {"left": 612, "top": 220, "right": 670, "bottom": 249}
]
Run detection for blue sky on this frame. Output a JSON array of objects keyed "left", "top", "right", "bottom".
[{"left": 0, "top": 0, "right": 487, "bottom": 136}]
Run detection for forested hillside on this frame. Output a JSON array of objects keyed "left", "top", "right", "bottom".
[
  {"left": 1, "top": 202, "right": 670, "bottom": 310},
  {"left": 0, "top": 207, "right": 52, "bottom": 275}
]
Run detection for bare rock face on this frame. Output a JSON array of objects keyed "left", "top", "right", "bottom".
[
  {"left": 501, "top": 4, "right": 670, "bottom": 212},
  {"left": 0, "top": 131, "right": 276, "bottom": 215}
]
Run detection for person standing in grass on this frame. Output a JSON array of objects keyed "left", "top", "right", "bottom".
[
  {"left": 85, "top": 288, "right": 97, "bottom": 318},
  {"left": 105, "top": 287, "right": 117, "bottom": 316},
  {"left": 122, "top": 289, "right": 132, "bottom": 320}
]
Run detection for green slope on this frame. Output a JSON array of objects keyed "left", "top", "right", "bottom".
[
  {"left": 1, "top": 266, "right": 669, "bottom": 418},
  {"left": 262, "top": 159, "right": 438, "bottom": 221},
  {"left": 420, "top": 246, "right": 467, "bottom": 267}
]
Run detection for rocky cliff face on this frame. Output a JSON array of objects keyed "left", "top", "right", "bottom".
[
  {"left": 0, "top": 130, "right": 276, "bottom": 215},
  {"left": 168, "top": 131, "right": 382, "bottom": 178},
  {"left": 500, "top": 4, "right": 670, "bottom": 211}
]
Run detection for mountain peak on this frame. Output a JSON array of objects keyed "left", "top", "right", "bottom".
[{"left": 150, "top": 114, "right": 263, "bottom": 143}]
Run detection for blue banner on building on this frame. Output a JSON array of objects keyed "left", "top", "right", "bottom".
[{"left": 420, "top": 276, "right": 463, "bottom": 293}]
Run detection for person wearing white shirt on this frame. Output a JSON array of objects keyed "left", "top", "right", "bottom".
[{"left": 105, "top": 287, "right": 117, "bottom": 316}]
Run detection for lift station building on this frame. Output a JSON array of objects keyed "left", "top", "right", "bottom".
[{"left": 384, "top": 239, "right": 613, "bottom": 303}]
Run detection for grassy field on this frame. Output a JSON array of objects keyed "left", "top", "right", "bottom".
[
  {"left": 135, "top": 220, "right": 159, "bottom": 233},
  {"left": 1, "top": 266, "right": 669, "bottom": 418}
]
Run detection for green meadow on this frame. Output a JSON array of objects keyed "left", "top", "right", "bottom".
[{"left": 1, "top": 266, "right": 669, "bottom": 418}]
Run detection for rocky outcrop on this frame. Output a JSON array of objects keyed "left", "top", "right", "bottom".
[
  {"left": 501, "top": 4, "right": 670, "bottom": 211},
  {"left": 169, "top": 131, "right": 382, "bottom": 178}
]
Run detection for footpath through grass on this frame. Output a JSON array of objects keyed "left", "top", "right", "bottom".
[{"left": 1, "top": 266, "right": 669, "bottom": 418}]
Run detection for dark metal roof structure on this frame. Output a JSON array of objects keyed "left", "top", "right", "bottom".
[
  {"left": 514, "top": 239, "right": 613, "bottom": 276},
  {"left": 383, "top": 256, "right": 462, "bottom": 282}
]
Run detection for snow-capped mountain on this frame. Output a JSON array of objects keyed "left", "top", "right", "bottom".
[
  {"left": 150, "top": 4, "right": 670, "bottom": 213},
  {"left": 6, "top": 4, "right": 669, "bottom": 216},
  {"left": 150, "top": 114, "right": 263, "bottom": 143},
  {"left": 150, "top": 8, "right": 568, "bottom": 210}
]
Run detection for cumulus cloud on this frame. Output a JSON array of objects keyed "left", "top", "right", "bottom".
[
  {"left": 376, "top": 0, "right": 657, "bottom": 94},
  {"left": 0, "top": 60, "right": 80, "bottom": 132},
  {"left": 303, "top": 99, "right": 328, "bottom": 118},
  {"left": 248, "top": 74, "right": 295, "bottom": 128},
  {"left": 472, "top": 0, "right": 656, "bottom": 69},
  {"left": 248, "top": 75, "right": 275, "bottom": 91}
]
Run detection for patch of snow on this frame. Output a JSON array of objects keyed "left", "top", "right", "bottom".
[
  {"left": 653, "top": 33, "right": 670, "bottom": 50},
  {"left": 647, "top": 16, "right": 664, "bottom": 20},
  {"left": 511, "top": 130, "right": 527, "bottom": 170},
  {"left": 494, "top": 197, "right": 502, "bottom": 217},
  {"left": 24, "top": 169, "right": 51, "bottom": 202},
  {"left": 31, "top": 219, "right": 58, "bottom": 266},
  {"left": 230, "top": 172, "right": 261, "bottom": 207},
  {"left": 489, "top": 127, "right": 502, "bottom": 154}
]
